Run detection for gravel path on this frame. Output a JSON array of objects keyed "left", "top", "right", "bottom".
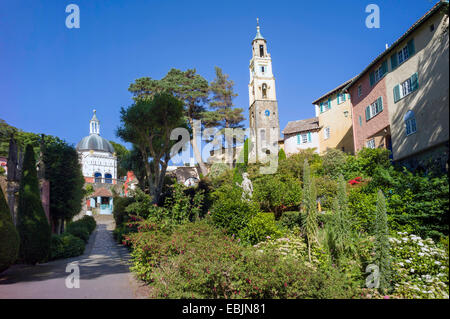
[{"left": 0, "top": 216, "right": 148, "bottom": 299}]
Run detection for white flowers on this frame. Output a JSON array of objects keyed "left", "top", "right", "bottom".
[
  {"left": 434, "top": 261, "right": 441, "bottom": 266},
  {"left": 410, "top": 269, "right": 415, "bottom": 273}
]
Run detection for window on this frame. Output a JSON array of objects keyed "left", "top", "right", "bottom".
[
  {"left": 324, "top": 127, "right": 330, "bottom": 140},
  {"left": 358, "top": 85, "right": 362, "bottom": 97},
  {"left": 259, "top": 45, "right": 264, "bottom": 57},
  {"left": 343, "top": 111, "right": 349, "bottom": 118},
  {"left": 261, "top": 66, "right": 265, "bottom": 74},
  {"left": 337, "top": 93, "right": 346, "bottom": 104},
  {"left": 94, "top": 172, "right": 102, "bottom": 183},
  {"left": 301, "top": 134, "right": 308, "bottom": 144},
  {"left": 320, "top": 99, "right": 332, "bottom": 113},
  {"left": 394, "top": 73, "right": 419, "bottom": 102},
  {"left": 359, "top": 116, "right": 362, "bottom": 126},
  {"left": 370, "top": 61, "right": 387, "bottom": 86},
  {"left": 366, "top": 139, "right": 375, "bottom": 149},
  {"left": 262, "top": 83, "right": 267, "bottom": 98},
  {"left": 105, "top": 173, "right": 112, "bottom": 184},
  {"left": 365, "top": 96, "right": 383, "bottom": 121},
  {"left": 404, "top": 110, "right": 417, "bottom": 136},
  {"left": 260, "top": 129, "right": 266, "bottom": 142},
  {"left": 398, "top": 45, "right": 409, "bottom": 64},
  {"left": 430, "top": 24, "right": 435, "bottom": 32}
]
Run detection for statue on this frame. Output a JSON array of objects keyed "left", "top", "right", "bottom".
[{"left": 236, "top": 173, "right": 253, "bottom": 201}]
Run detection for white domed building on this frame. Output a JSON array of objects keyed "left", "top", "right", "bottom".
[
  {"left": 76, "top": 110, "right": 117, "bottom": 184},
  {"left": 76, "top": 110, "right": 117, "bottom": 215}
]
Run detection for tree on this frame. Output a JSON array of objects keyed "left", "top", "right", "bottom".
[
  {"left": 278, "top": 148, "right": 287, "bottom": 162},
  {"left": 117, "top": 93, "right": 185, "bottom": 203},
  {"left": 109, "top": 140, "right": 130, "bottom": 179},
  {"left": 373, "top": 190, "right": 391, "bottom": 293},
  {"left": 129, "top": 69, "right": 211, "bottom": 176},
  {"left": 44, "top": 140, "right": 85, "bottom": 234},
  {"left": 0, "top": 187, "right": 20, "bottom": 272},
  {"left": 302, "top": 159, "right": 318, "bottom": 262},
  {"left": 17, "top": 144, "right": 51, "bottom": 264},
  {"left": 120, "top": 145, "right": 147, "bottom": 191},
  {"left": 204, "top": 67, "right": 245, "bottom": 166}
]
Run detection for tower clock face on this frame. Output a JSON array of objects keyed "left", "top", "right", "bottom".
[{"left": 265, "top": 109, "right": 270, "bottom": 116}]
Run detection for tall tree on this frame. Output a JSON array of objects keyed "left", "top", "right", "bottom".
[
  {"left": 128, "top": 69, "right": 210, "bottom": 175},
  {"left": 109, "top": 140, "right": 130, "bottom": 179},
  {"left": 117, "top": 93, "right": 185, "bottom": 203},
  {"left": 302, "top": 159, "right": 318, "bottom": 262},
  {"left": 0, "top": 186, "right": 20, "bottom": 272},
  {"left": 17, "top": 144, "right": 51, "bottom": 264},
  {"left": 44, "top": 140, "right": 85, "bottom": 234},
  {"left": 205, "top": 66, "right": 245, "bottom": 167},
  {"left": 374, "top": 190, "right": 391, "bottom": 293}
]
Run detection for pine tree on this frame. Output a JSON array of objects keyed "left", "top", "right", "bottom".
[
  {"left": 374, "top": 190, "right": 391, "bottom": 293},
  {"left": 0, "top": 187, "right": 20, "bottom": 272},
  {"left": 17, "top": 144, "right": 51, "bottom": 264},
  {"left": 302, "top": 159, "right": 318, "bottom": 262}
]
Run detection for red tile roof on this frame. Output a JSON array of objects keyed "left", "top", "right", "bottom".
[{"left": 92, "top": 187, "right": 113, "bottom": 197}]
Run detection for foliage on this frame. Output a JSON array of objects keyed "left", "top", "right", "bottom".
[
  {"left": 0, "top": 187, "right": 20, "bottom": 272},
  {"left": 347, "top": 147, "right": 391, "bottom": 178},
  {"left": 117, "top": 93, "right": 186, "bottom": 203},
  {"left": 389, "top": 233, "right": 449, "bottom": 299},
  {"left": 113, "top": 196, "right": 135, "bottom": 226},
  {"left": 109, "top": 140, "right": 130, "bottom": 179},
  {"left": 277, "top": 150, "right": 322, "bottom": 180},
  {"left": 278, "top": 148, "right": 287, "bottom": 162},
  {"left": 253, "top": 174, "right": 302, "bottom": 217},
  {"left": 348, "top": 188, "right": 377, "bottom": 233},
  {"left": 17, "top": 144, "right": 51, "bottom": 264},
  {"left": 210, "top": 184, "right": 259, "bottom": 236},
  {"left": 302, "top": 159, "right": 318, "bottom": 262},
  {"left": 163, "top": 183, "right": 204, "bottom": 223},
  {"left": 44, "top": 139, "right": 85, "bottom": 233},
  {"left": 322, "top": 148, "right": 347, "bottom": 179},
  {"left": 238, "top": 212, "right": 285, "bottom": 245},
  {"left": 65, "top": 216, "right": 96, "bottom": 243},
  {"left": 373, "top": 190, "right": 392, "bottom": 293},
  {"left": 315, "top": 176, "right": 338, "bottom": 211},
  {"left": 49, "top": 233, "right": 85, "bottom": 261}
]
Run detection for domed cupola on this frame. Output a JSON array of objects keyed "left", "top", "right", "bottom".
[{"left": 76, "top": 110, "right": 115, "bottom": 154}]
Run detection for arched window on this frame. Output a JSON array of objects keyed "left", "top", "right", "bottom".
[
  {"left": 94, "top": 172, "right": 102, "bottom": 183},
  {"left": 262, "top": 83, "right": 267, "bottom": 99},
  {"left": 105, "top": 173, "right": 112, "bottom": 184},
  {"left": 259, "top": 45, "right": 264, "bottom": 57},
  {"left": 404, "top": 110, "right": 417, "bottom": 136}
]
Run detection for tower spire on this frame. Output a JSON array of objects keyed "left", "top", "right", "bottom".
[
  {"left": 89, "top": 109, "right": 100, "bottom": 135},
  {"left": 254, "top": 17, "right": 265, "bottom": 41}
]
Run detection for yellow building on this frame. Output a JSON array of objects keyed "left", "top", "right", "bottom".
[{"left": 312, "top": 79, "right": 355, "bottom": 154}]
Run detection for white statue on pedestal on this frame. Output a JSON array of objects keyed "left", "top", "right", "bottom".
[{"left": 236, "top": 173, "right": 253, "bottom": 201}]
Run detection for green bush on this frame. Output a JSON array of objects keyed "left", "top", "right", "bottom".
[
  {"left": 113, "top": 196, "right": 135, "bottom": 226},
  {"left": 79, "top": 215, "right": 96, "bottom": 234},
  {"left": 65, "top": 222, "right": 90, "bottom": 243},
  {"left": 279, "top": 211, "right": 303, "bottom": 230},
  {"left": 211, "top": 185, "right": 259, "bottom": 235},
  {"left": 49, "top": 233, "right": 85, "bottom": 260},
  {"left": 322, "top": 148, "right": 348, "bottom": 179},
  {"left": 239, "top": 212, "right": 285, "bottom": 245},
  {"left": 17, "top": 144, "right": 51, "bottom": 264},
  {"left": 0, "top": 187, "right": 20, "bottom": 272}
]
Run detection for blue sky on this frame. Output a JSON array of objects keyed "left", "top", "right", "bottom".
[{"left": 0, "top": 0, "right": 437, "bottom": 151}]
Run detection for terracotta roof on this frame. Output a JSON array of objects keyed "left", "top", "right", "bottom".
[
  {"left": 312, "top": 77, "right": 355, "bottom": 104},
  {"left": 92, "top": 187, "right": 112, "bottom": 197},
  {"left": 345, "top": 0, "right": 448, "bottom": 91},
  {"left": 282, "top": 117, "right": 319, "bottom": 135}
]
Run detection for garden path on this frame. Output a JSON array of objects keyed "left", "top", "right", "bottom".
[{"left": 0, "top": 216, "right": 148, "bottom": 299}]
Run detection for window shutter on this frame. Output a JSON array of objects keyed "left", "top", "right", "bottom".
[
  {"left": 328, "top": 98, "right": 332, "bottom": 109},
  {"left": 365, "top": 106, "right": 370, "bottom": 121},
  {"left": 391, "top": 54, "right": 398, "bottom": 70},
  {"left": 377, "top": 96, "right": 383, "bottom": 112},
  {"left": 320, "top": 103, "right": 323, "bottom": 113},
  {"left": 381, "top": 60, "right": 388, "bottom": 76},
  {"left": 343, "top": 93, "right": 347, "bottom": 102},
  {"left": 307, "top": 132, "right": 312, "bottom": 142},
  {"left": 369, "top": 72, "right": 375, "bottom": 86},
  {"left": 297, "top": 134, "right": 300, "bottom": 145},
  {"left": 359, "top": 115, "right": 362, "bottom": 126},
  {"left": 393, "top": 84, "right": 401, "bottom": 103},
  {"left": 407, "top": 39, "right": 415, "bottom": 56},
  {"left": 411, "top": 72, "right": 419, "bottom": 91},
  {"left": 337, "top": 94, "right": 340, "bottom": 104}
]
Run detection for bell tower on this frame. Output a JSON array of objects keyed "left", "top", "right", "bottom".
[{"left": 248, "top": 18, "right": 280, "bottom": 162}]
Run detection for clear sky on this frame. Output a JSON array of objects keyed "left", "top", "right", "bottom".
[{"left": 0, "top": 0, "right": 438, "bottom": 150}]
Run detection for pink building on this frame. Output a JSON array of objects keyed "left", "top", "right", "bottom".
[{"left": 345, "top": 54, "right": 393, "bottom": 157}]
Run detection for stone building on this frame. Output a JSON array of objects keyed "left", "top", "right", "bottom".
[{"left": 248, "top": 19, "right": 280, "bottom": 162}]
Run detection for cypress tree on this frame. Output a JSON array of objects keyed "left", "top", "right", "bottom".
[
  {"left": 0, "top": 187, "right": 20, "bottom": 272},
  {"left": 17, "top": 144, "right": 51, "bottom": 264},
  {"left": 278, "top": 148, "right": 287, "bottom": 162},
  {"left": 374, "top": 190, "right": 391, "bottom": 293},
  {"left": 302, "top": 159, "right": 318, "bottom": 262}
]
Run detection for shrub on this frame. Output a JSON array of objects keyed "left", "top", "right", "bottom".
[
  {"left": 277, "top": 149, "right": 322, "bottom": 180},
  {"left": 210, "top": 184, "right": 259, "bottom": 235},
  {"left": 239, "top": 212, "right": 285, "bottom": 245},
  {"left": 113, "top": 196, "right": 135, "bottom": 226},
  {"left": 279, "top": 211, "right": 302, "bottom": 230},
  {"left": 49, "top": 233, "right": 85, "bottom": 260},
  {"left": 79, "top": 215, "right": 96, "bottom": 234},
  {"left": 65, "top": 222, "right": 90, "bottom": 243},
  {"left": 253, "top": 174, "right": 302, "bottom": 217},
  {"left": 390, "top": 233, "right": 449, "bottom": 299},
  {"left": 0, "top": 187, "right": 20, "bottom": 272},
  {"left": 17, "top": 144, "right": 51, "bottom": 264},
  {"left": 322, "top": 148, "right": 347, "bottom": 179},
  {"left": 315, "top": 176, "right": 338, "bottom": 211}
]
